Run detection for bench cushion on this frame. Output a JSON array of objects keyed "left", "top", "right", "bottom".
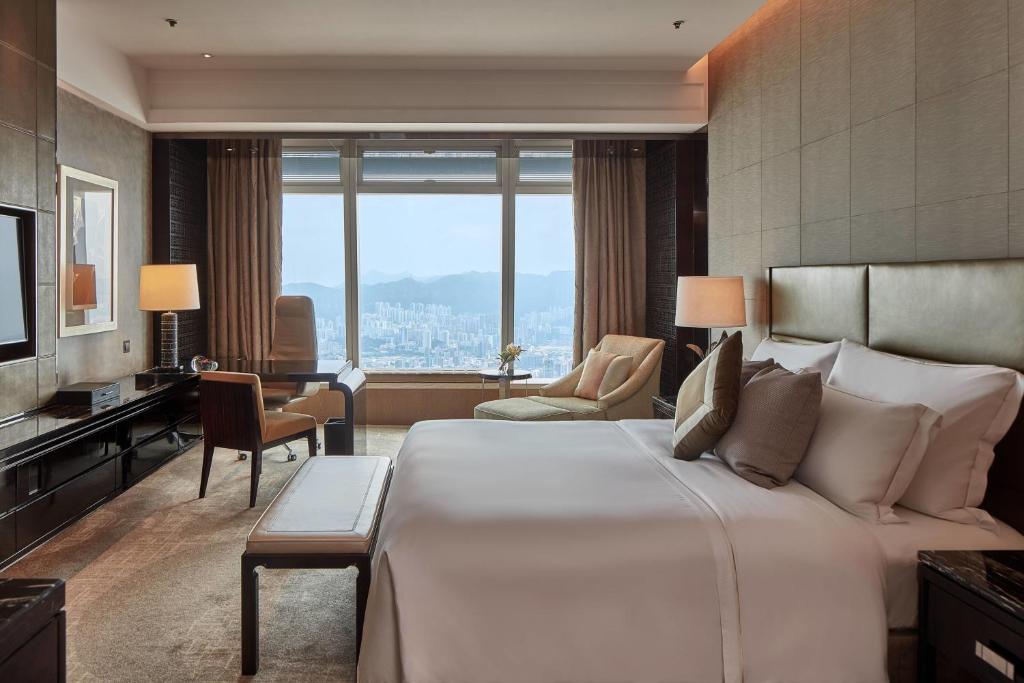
[
  {"left": 473, "top": 397, "right": 572, "bottom": 421},
  {"left": 246, "top": 456, "right": 391, "bottom": 556}
]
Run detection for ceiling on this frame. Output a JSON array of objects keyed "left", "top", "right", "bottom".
[
  {"left": 61, "top": 0, "right": 762, "bottom": 70},
  {"left": 56, "top": 0, "right": 764, "bottom": 131}
]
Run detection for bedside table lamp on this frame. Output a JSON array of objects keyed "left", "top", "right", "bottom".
[
  {"left": 675, "top": 276, "right": 746, "bottom": 359},
  {"left": 139, "top": 264, "right": 200, "bottom": 372}
]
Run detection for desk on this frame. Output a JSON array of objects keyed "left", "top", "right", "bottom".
[
  {"left": 0, "top": 373, "right": 199, "bottom": 568},
  {"left": 208, "top": 359, "right": 366, "bottom": 455}
]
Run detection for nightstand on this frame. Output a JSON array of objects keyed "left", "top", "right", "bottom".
[
  {"left": 652, "top": 395, "right": 675, "bottom": 420},
  {"left": 918, "top": 550, "right": 1024, "bottom": 682}
]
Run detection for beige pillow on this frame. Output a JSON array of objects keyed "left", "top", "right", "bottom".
[
  {"left": 672, "top": 331, "right": 743, "bottom": 460},
  {"left": 795, "top": 385, "right": 941, "bottom": 523},
  {"left": 597, "top": 355, "right": 632, "bottom": 399},
  {"left": 575, "top": 350, "right": 623, "bottom": 400},
  {"left": 715, "top": 367, "right": 822, "bottom": 488}
]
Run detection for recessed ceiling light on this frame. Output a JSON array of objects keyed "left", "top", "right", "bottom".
[{"left": 202, "top": 53, "right": 213, "bottom": 59}]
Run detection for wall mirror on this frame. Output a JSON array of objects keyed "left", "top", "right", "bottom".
[{"left": 58, "top": 165, "right": 118, "bottom": 337}]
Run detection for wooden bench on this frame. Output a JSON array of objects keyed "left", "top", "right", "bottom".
[{"left": 241, "top": 455, "right": 392, "bottom": 675}]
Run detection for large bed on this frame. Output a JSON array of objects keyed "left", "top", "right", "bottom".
[{"left": 358, "top": 259, "right": 1024, "bottom": 683}]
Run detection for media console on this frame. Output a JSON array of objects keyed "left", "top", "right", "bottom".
[{"left": 0, "top": 373, "right": 200, "bottom": 569}]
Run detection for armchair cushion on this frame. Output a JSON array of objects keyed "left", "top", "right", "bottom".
[
  {"left": 575, "top": 350, "right": 630, "bottom": 400},
  {"left": 672, "top": 331, "right": 743, "bottom": 460},
  {"left": 528, "top": 396, "right": 606, "bottom": 419}
]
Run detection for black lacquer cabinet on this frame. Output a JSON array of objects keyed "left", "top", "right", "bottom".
[{"left": 0, "top": 374, "right": 200, "bottom": 569}]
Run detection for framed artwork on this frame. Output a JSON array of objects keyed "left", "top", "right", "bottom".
[{"left": 58, "top": 165, "right": 118, "bottom": 337}]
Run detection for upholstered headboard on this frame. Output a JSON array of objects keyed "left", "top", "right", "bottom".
[{"left": 767, "top": 259, "right": 1024, "bottom": 532}]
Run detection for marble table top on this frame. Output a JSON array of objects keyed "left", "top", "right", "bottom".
[{"left": 919, "top": 550, "right": 1024, "bottom": 619}]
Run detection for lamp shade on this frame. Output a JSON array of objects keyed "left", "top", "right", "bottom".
[
  {"left": 71, "top": 263, "right": 97, "bottom": 310},
  {"left": 675, "top": 276, "right": 746, "bottom": 328},
  {"left": 139, "top": 264, "right": 200, "bottom": 311}
]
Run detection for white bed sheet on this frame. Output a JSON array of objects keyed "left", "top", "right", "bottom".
[
  {"left": 360, "top": 418, "right": 891, "bottom": 683},
  {"left": 626, "top": 418, "right": 1024, "bottom": 631},
  {"left": 861, "top": 505, "right": 1024, "bottom": 629}
]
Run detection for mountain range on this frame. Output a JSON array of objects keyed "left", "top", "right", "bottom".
[{"left": 283, "top": 271, "right": 573, "bottom": 318}]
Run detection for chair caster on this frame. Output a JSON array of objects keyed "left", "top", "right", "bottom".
[
  {"left": 238, "top": 451, "right": 248, "bottom": 461},
  {"left": 287, "top": 451, "right": 297, "bottom": 462}
]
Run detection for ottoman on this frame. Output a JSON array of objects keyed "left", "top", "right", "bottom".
[{"left": 473, "top": 397, "right": 573, "bottom": 421}]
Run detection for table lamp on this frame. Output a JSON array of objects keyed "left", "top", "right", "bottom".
[
  {"left": 675, "top": 276, "right": 746, "bottom": 359},
  {"left": 139, "top": 264, "right": 200, "bottom": 372}
]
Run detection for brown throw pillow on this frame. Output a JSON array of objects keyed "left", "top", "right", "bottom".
[
  {"left": 715, "top": 367, "right": 823, "bottom": 488},
  {"left": 673, "top": 331, "right": 743, "bottom": 460},
  {"left": 575, "top": 349, "right": 622, "bottom": 400},
  {"left": 740, "top": 358, "right": 777, "bottom": 387}
]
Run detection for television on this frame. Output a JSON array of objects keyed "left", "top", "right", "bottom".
[{"left": 0, "top": 204, "right": 36, "bottom": 363}]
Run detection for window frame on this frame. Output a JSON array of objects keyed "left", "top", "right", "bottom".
[{"left": 282, "top": 138, "right": 572, "bottom": 372}]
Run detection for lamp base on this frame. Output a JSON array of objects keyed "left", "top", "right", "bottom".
[{"left": 160, "top": 311, "right": 180, "bottom": 370}]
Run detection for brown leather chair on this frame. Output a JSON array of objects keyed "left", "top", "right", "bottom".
[
  {"left": 262, "top": 295, "right": 321, "bottom": 410},
  {"left": 199, "top": 371, "right": 318, "bottom": 507}
]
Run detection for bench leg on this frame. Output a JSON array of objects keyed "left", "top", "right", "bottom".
[
  {"left": 241, "top": 555, "right": 260, "bottom": 675},
  {"left": 356, "top": 558, "right": 371, "bottom": 659}
]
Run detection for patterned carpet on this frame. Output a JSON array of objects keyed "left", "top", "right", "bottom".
[{"left": 1, "top": 426, "right": 408, "bottom": 682}]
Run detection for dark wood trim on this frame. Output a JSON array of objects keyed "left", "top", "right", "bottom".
[{"left": 675, "top": 137, "right": 709, "bottom": 385}]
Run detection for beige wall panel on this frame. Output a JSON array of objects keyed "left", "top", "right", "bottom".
[
  {"left": 850, "top": 0, "right": 915, "bottom": 124},
  {"left": 916, "top": 0, "right": 1007, "bottom": 100}
]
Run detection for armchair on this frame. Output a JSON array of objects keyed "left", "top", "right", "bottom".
[{"left": 474, "top": 334, "right": 664, "bottom": 421}]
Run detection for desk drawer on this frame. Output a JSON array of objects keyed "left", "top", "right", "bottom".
[
  {"left": 122, "top": 429, "right": 181, "bottom": 486},
  {"left": 16, "top": 460, "right": 116, "bottom": 551},
  {"left": 17, "top": 426, "right": 117, "bottom": 504},
  {"left": 927, "top": 583, "right": 1024, "bottom": 682}
]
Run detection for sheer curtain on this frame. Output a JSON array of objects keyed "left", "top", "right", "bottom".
[
  {"left": 207, "top": 140, "right": 283, "bottom": 359},
  {"left": 572, "top": 140, "right": 646, "bottom": 364}
]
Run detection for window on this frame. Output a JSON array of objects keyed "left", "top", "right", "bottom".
[
  {"left": 513, "top": 147, "right": 574, "bottom": 379},
  {"left": 357, "top": 194, "right": 501, "bottom": 370},
  {"left": 280, "top": 141, "right": 574, "bottom": 374},
  {"left": 281, "top": 149, "right": 346, "bottom": 359},
  {"left": 514, "top": 194, "right": 574, "bottom": 379}
]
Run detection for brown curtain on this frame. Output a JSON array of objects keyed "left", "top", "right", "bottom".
[
  {"left": 572, "top": 140, "right": 646, "bottom": 364},
  {"left": 206, "top": 139, "right": 283, "bottom": 359}
]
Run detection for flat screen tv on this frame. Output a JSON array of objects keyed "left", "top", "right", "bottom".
[{"left": 0, "top": 205, "right": 36, "bottom": 363}]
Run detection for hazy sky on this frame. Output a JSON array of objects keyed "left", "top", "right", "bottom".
[{"left": 282, "top": 193, "right": 574, "bottom": 286}]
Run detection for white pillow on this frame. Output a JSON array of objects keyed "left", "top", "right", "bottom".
[
  {"left": 795, "top": 385, "right": 941, "bottom": 523},
  {"left": 750, "top": 338, "right": 841, "bottom": 379},
  {"left": 827, "top": 340, "right": 1024, "bottom": 528}
]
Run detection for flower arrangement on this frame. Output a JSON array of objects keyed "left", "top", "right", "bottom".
[{"left": 497, "top": 343, "right": 524, "bottom": 374}]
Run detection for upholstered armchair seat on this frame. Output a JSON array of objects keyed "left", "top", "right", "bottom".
[{"left": 474, "top": 334, "right": 665, "bottom": 422}]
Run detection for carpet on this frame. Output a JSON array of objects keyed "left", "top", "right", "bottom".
[{"left": 1, "top": 426, "right": 408, "bottom": 682}]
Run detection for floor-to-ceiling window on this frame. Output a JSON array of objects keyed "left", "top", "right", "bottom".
[
  {"left": 357, "top": 148, "right": 502, "bottom": 370},
  {"left": 281, "top": 140, "right": 573, "bottom": 377},
  {"left": 513, "top": 147, "right": 574, "bottom": 379},
  {"left": 281, "top": 148, "right": 346, "bottom": 359}
]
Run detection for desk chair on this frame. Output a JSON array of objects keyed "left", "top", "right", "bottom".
[
  {"left": 199, "top": 371, "right": 318, "bottom": 507},
  {"left": 261, "top": 296, "right": 321, "bottom": 461}
]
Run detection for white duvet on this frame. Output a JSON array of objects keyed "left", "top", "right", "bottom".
[{"left": 358, "top": 419, "right": 889, "bottom": 683}]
